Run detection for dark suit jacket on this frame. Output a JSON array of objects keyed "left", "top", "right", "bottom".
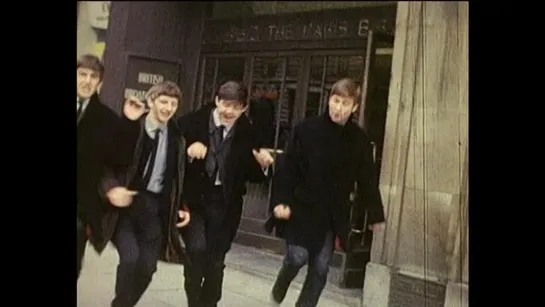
[
  {"left": 178, "top": 103, "right": 267, "bottom": 248},
  {"left": 100, "top": 116, "right": 187, "bottom": 264}
]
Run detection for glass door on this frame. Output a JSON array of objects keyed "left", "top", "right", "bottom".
[
  {"left": 195, "top": 56, "right": 246, "bottom": 108},
  {"left": 303, "top": 54, "right": 367, "bottom": 119},
  {"left": 244, "top": 55, "right": 305, "bottom": 221}
]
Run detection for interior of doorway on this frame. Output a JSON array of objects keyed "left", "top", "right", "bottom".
[{"left": 194, "top": 48, "right": 393, "bottom": 178}]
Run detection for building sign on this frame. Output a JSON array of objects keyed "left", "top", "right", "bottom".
[
  {"left": 87, "top": 1, "right": 111, "bottom": 30},
  {"left": 124, "top": 56, "right": 180, "bottom": 101},
  {"left": 203, "top": 6, "right": 396, "bottom": 45}
]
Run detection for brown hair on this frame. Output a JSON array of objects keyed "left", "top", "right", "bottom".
[
  {"left": 146, "top": 81, "right": 183, "bottom": 102},
  {"left": 330, "top": 78, "right": 361, "bottom": 104},
  {"left": 216, "top": 81, "right": 248, "bottom": 107},
  {"left": 77, "top": 54, "right": 104, "bottom": 80}
]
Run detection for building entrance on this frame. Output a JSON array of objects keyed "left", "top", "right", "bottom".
[{"left": 194, "top": 5, "right": 396, "bottom": 288}]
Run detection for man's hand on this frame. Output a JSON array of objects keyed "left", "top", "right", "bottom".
[
  {"left": 252, "top": 149, "right": 275, "bottom": 168},
  {"left": 368, "top": 222, "right": 385, "bottom": 232},
  {"left": 106, "top": 187, "right": 138, "bottom": 208},
  {"left": 123, "top": 96, "right": 147, "bottom": 121},
  {"left": 175, "top": 210, "right": 191, "bottom": 228},
  {"left": 187, "top": 142, "right": 207, "bottom": 160},
  {"left": 273, "top": 204, "right": 291, "bottom": 220}
]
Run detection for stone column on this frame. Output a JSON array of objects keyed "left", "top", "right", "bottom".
[
  {"left": 362, "top": 2, "right": 468, "bottom": 306},
  {"left": 77, "top": 1, "right": 100, "bottom": 59}
]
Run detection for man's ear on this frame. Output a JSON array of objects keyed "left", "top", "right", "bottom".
[
  {"left": 351, "top": 103, "right": 359, "bottom": 114},
  {"left": 96, "top": 81, "right": 103, "bottom": 94}
]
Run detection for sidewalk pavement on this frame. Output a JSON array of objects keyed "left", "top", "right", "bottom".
[{"left": 77, "top": 243, "right": 361, "bottom": 307}]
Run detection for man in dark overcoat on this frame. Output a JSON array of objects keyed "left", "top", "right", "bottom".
[
  {"left": 178, "top": 80, "right": 274, "bottom": 307},
  {"left": 99, "top": 81, "right": 190, "bottom": 307},
  {"left": 77, "top": 54, "right": 123, "bottom": 279},
  {"left": 265, "top": 78, "right": 386, "bottom": 307}
]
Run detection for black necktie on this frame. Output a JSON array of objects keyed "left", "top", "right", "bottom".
[
  {"left": 206, "top": 125, "right": 225, "bottom": 180},
  {"left": 76, "top": 98, "right": 83, "bottom": 120},
  {"left": 142, "top": 129, "right": 161, "bottom": 188}
]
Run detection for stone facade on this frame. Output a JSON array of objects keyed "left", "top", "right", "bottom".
[
  {"left": 363, "top": 2, "right": 468, "bottom": 306},
  {"left": 77, "top": 1, "right": 109, "bottom": 59}
]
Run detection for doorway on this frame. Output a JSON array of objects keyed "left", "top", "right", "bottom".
[{"left": 194, "top": 47, "right": 392, "bottom": 256}]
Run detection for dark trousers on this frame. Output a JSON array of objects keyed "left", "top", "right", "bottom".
[
  {"left": 272, "top": 232, "right": 335, "bottom": 307},
  {"left": 77, "top": 216, "right": 87, "bottom": 280},
  {"left": 111, "top": 192, "right": 163, "bottom": 307},
  {"left": 180, "top": 186, "right": 232, "bottom": 307}
]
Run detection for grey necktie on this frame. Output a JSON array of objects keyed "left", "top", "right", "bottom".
[{"left": 206, "top": 125, "right": 225, "bottom": 180}]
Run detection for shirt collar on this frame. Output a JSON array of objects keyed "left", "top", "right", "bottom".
[
  {"left": 145, "top": 113, "right": 166, "bottom": 137},
  {"left": 211, "top": 108, "right": 233, "bottom": 133},
  {"left": 77, "top": 96, "right": 90, "bottom": 109}
]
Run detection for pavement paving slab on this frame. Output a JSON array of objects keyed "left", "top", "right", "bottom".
[{"left": 77, "top": 243, "right": 360, "bottom": 307}]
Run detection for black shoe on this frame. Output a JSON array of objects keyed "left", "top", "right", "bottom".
[
  {"left": 187, "top": 299, "right": 201, "bottom": 307},
  {"left": 271, "top": 282, "right": 288, "bottom": 305},
  {"left": 270, "top": 292, "right": 281, "bottom": 306}
]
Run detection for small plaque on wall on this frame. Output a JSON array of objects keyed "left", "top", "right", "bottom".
[{"left": 123, "top": 55, "right": 181, "bottom": 101}]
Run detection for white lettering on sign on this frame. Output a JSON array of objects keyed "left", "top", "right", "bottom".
[
  {"left": 357, "top": 19, "right": 370, "bottom": 37},
  {"left": 138, "top": 73, "right": 164, "bottom": 85},
  {"left": 124, "top": 88, "right": 147, "bottom": 101}
]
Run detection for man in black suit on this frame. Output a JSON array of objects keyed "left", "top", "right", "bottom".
[
  {"left": 178, "top": 81, "right": 274, "bottom": 307},
  {"left": 77, "top": 54, "right": 123, "bottom": 279},
  {"left": 99, "top": 81, "right": 190, "bottom": 307}
]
